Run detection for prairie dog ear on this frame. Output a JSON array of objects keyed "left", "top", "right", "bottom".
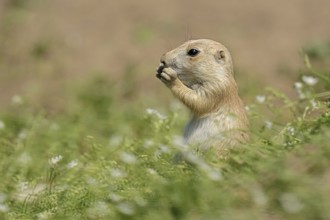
[{"left": 214, "top": 50, "right": 226, "bottom": 63}]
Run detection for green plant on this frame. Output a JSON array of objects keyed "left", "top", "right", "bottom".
[{"left": 0, "top": 57, "right": 329, "bottom": 219}]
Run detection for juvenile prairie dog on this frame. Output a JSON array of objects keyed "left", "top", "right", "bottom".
[{"left": 156, "top": 39, "right": 249, "bottom": 152}]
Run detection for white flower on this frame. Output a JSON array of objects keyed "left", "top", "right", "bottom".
[
  {"left": 109, "top": 135, "right": 123, "bottom": 146},
  {"left": 256, "top": 95, "right": 266, "bottom": 103},
  {"left": 287, "top": 127, "right": 295, "bottom": 135},
  {"left": 135, "top": 197, "right": 147, "bottom": 207},
  {"left": 109, "top": 193, "right": 122, "bottom": 202},
  {"left": 86, "top": 177, "right": 97, "bottom": 185},
  {"left": 264, "top": 120, "right": 273, "bottom": 129},
  {"left": 250, "top": 186, "right": 268, "bottom": 206},
  {"left": 206, "top": 169, "right": 222, "bottom": 181},
  {"left": 294, "top": 82, "right": 306, "bottom": 99},
  {"left": 159, "top": 144, "right": 171, "bottom": 153},
  {"left": 279, "top": 193, "right": 304, "bottom": 213},
  {"left": 0, "top": 194, "right": 5, "bottom": 203},
  {"left": 87, "top": 201, "right": 110, "bottom": 217},
  {"left": 0, "top": 193, "right": 7, "bottom": 212},
  {"left": 298, "top": 93, "right": 305, "bottom": 99},
  {"left": 119, "top": 152, "right": 137, "bottom": 164},
  {"left": 146, "top": 168, "right": 157, "bottom": 175},
  {"left": 143, "top": 139, "right": 154, "bottom": 148},
  {"left": 17, "top": 181, "right": 29, "bottom": 192},
  {"left": 302, "top": 75, "right": 318, "bottom": 86},
  {"left": 49, "top": 155, "right": 63, "bottom": 165},
  {"left": 18, "top": 152, "right": 32, "bottom": 165},
  {"left": 110, "top": 168, "right": 126, "bottom": 178},
  {"left": 146, "top": 108, "right": 166, "bottom": 120},
  {"left": 50, "top": 123, "right": 59, "bottom": 131},
  {"left": 0, "top": 121, "right": 5, "bottom": 130},
  {"left": 116, "top": 202, "right": 135, "bottom": 215},
  {"left": 294, "top": 82, "right": 303, "bottom": 89},
  {"left": 0, "top": 204, "right": 9, "bottom": 213},
  {"left": 154, "top": 145, "right": 171, "bottom": 157},
  {"left": 11, "top": 95, "right": 23, "bottom": 105},
  {"left": 18, "top": 130, "right": 27, "bottom": 140},
  {"left": 37, "top": 210, "right": 52, "bottom": 219},
  {"left": 184, "top": 152, "right": 209, "bottom": 171},
  {"left": 94, "top": 201, "right": 108, "bottom": 213},
  {"left": 310, "top": 99, "right": 318, "bottom": 109},
  {"left": 244, "top": 105, "right": 250, "bottom": 111},
  {"left": 172, "top": 136, "right": 188, "bottom": 150},
  {"left": 66, "top": 160, "right": 78, "bottom": 169}
]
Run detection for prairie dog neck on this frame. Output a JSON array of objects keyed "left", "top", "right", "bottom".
[{"left": 156, "top": 39, "right": 249, "bottom": 151}]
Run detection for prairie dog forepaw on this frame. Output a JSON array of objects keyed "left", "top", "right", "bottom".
[{"left": 156, "top": 66, "right": 178, "bottom": 85}]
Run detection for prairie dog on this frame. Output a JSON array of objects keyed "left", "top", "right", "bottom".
[{"left": 156, "top": 39, "right": 249, "bottom": 152}]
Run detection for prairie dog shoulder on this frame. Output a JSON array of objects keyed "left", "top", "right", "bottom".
[{"left": 156, "top": 39, "right": 249, "bottom": 152}]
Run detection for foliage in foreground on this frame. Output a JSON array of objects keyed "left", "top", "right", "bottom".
[{"left": 0, "top": 60, "right": 329, "bottom": 220}]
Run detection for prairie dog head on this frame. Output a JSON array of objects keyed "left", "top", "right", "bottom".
[{"left": 157, "top": 39, "right": 234, "bottom": 89}]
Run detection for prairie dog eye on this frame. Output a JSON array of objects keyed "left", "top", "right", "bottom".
[{"left": 187, "top": 48, "right": 200, "bottom": 57}]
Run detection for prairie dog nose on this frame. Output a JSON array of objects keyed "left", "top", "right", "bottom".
[
  {"left": 157, "top": 53, "right": 167, "bottom": 75},
  {"left": 156, "top": 62, "right": 165, "bottom": 75},
  {"left": 160, "top": 53, "right": 167, "bottom": 64}
]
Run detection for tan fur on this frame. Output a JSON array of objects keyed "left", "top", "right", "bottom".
[{"left": 156, "top": 39, "right": 249, "bottom": 153}]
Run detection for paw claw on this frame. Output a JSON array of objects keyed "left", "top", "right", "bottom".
[
  {"left": 156, "top": 65, "right": 178, "bottom": 87},
  {"left": 160, "top": 72, "right": 171, "bottom": 81}
]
